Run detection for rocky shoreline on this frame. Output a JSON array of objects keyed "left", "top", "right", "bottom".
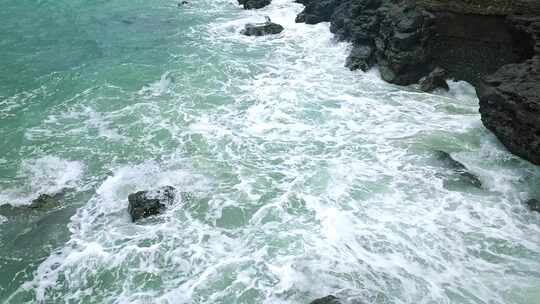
[{"left": 294, "top": 0, "right": 540, "bottom": 166}]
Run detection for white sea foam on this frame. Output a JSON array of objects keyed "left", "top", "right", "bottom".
[
  {"left": 138, "top": 72, "right": 174, "bottom": 97},
  {"left": 0, "top": 156, "right": 84, "bottom": 206},
  {"left": 9, "top": 0, "right": 540, "bottom": 303}
]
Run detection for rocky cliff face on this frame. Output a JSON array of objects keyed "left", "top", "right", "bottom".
[
  {"left": 296, "top": 0, "right": 540, "bottom": 165},
  {"left": 477, "top": 16, "right": 540, "bottom": 165},
  {"left": 416, "top": 0, "right": 540, "bottom": 16}
]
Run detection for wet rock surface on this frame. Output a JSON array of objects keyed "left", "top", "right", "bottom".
[
  {"left": 128, "top": 186, "right": 176, "bottom": 222},
  {"left": 241, "top": 21, "right": 284, "bottom": 36},
  {"left": 476, "top": 16, "right": 540, "bottom": 165},
  {"left": 238, "top": 0, "right": 271, "bottom": 10},
  {"left": 420, "top": 67, "right": 449, "bottom": 92},
  {"left": 310, "top": 295, "right": 343, "bottom": 304},
  {"left": 435, "top": 151, "right": 482, "bottom": 189},
  {"left": 345, "top": 45, "right": 375, "bottom": 72}
]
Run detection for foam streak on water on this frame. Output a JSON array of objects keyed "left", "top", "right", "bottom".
[{"left": 2, "top": 1, "right": 540, "bottom": 303}]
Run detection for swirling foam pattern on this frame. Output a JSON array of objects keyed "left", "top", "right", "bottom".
[{"left": 1, "top": 0, "right": 539, "bottom": 303}]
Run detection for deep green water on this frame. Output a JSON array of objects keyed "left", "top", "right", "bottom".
[{"left": 1, "top": 0, "right": 540, "bottom": 303}]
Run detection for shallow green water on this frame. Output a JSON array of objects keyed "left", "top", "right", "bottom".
[{"left": 1, "top": 0, "right": 540, "bottom": 303}]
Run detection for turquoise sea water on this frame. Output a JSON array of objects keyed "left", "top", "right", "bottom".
[{"left": 1, "top": 0, "right": 540, "bottom": 303}]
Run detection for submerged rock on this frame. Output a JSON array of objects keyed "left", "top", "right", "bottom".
[
  {"left": 238, "top": 0, "right": 271, "bottom": 10},
  {"left": 128, "top": 186, "right": 176, "bottom": 222},
  {"left": 295, "top": 12, "right": 306, "bottom": 23},
  {"left": 241, "top": 20, "right": 284, "bottom": 36},
  {"left": 0, "top": 192, "right": 64, "bottom": 217},
  {"left": 526, "top": 199, "right": 540, "bottom": 213},
  {"left": 310, "top": 295, "right": 342, "bottom": 304},
  {"left": 29, "top": 193, "right": 62, "bottom": 210},
  {"left": 435, "top": 151, "right": 482, "bottom": 188},
  {"left": 420, "top": 67, "right": 449, "bottom": 92}
]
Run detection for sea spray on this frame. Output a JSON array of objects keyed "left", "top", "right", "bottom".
[{"left": 1, "top": 0, "right": 540, "bottom": 303}]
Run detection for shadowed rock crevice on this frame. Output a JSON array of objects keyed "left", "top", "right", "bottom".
[
  {"left": 238, "top": 0, "right": 271, "bottom": 10},
  {"left": 420, "top": 67, "right": 449, "bottom": 92}
]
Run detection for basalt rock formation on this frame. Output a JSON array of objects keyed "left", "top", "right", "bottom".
[
  {"left": 477, "top": 17, "right": 540, "bottom": 165},
  {"left": 239, "top": 0, "right": 271, "bottom": 10},
  {"left": 128, "top": 186, "right": 176, "bottom": 222},
  {"left": 295, "top": 0, "right": 540, "bottom": 165}
]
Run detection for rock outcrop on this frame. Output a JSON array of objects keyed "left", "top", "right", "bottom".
[
  {"left": 295, "top": 0, "right": 540, "bottom": 165},
  {"left": 128, "top": 186, "right": 176, "bottom": 222},
  {"left": 420, "top": 67, "right": 449, "bottom": 92},
  {"left": 435, "top": 150, "right": 483, "bottom": 189},
  {"left": 241, "top": 21, "right": 284, "bottom": 36},
  {"left": 309, "top": 295, "right": 343, "bottom": 304},
  {"left": 238, "top": 0, "right": 271, "bottom": 10},
  {"left": 477, "top": 17, "right": 540, "bottom": 165}
]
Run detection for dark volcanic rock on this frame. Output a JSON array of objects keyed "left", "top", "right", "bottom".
[
  {"left": 296, "top": 0, "right": 340, "bottom": 24},
  {"left": 128, "top": 186, "right": 176, "bottom": 222},
  {"left": 296, "top": 0, "right": 532, "bottom": 85},
  {"left": 328, "top": 0, "right": 432, "bottom": 85},
  {"left": 526, "top": 199, "right": 540, "bottom": 212},
  {"left": 238, "top": 0, "right": 271, "bottom": 10},
  {"left": 241, "top": 22, "right": 284, "bottom": 36},
  {"left": 310, "top": 295, "right": 342, "bottom": 304},
  {"left": 476, "top": 16, "right": 540, "bottom": 165},
  {"left": 346, "top": 45, "right": 375, "bottom": 71},
  {"left": 477, "top": 56, "right": 540, "bottom": 165},
  {"left": 295, "top": 12, "right": 306, "bottom": 23},
  {"left": 420, "top": 67, "right": 449, "bottom": 92},
  {"left": 435, "top": 150, "right": 482, "bottom": 188},
  {"left": 426, "top": 12, "right": 528, "bottom": 85}
]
